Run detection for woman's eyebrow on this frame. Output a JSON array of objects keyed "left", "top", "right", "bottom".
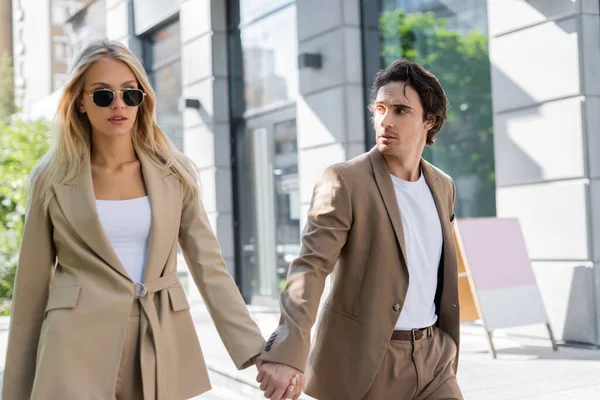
[
  {"left": 90, "top": 80, "right": 137, "bottom": 88},
  {"left": 90, "top": 82, "right": 110, "bottom": 88}
]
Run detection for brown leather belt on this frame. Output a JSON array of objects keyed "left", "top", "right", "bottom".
[{"left": 391, "top": 324, "right": 436, "bottom": 342}]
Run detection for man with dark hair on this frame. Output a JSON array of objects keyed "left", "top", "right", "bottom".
[{"left": 257, "top": 59, "right": 463, "bottom": 400}]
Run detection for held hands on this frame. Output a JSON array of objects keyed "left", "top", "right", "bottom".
[{"left": 256, "top": 359, "right": 305, "bottom": 400}]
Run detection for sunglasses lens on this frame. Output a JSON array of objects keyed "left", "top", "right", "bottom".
[
  {"left": 123, "top": 90, "right": 144, "bottom": 107},
  {"left": 92, "top": 90, "right": 115, "bottom": 107}
]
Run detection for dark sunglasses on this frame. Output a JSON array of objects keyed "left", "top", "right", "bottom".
[{"left": 84, "top": 88, "right": 146, "bottom": 107}]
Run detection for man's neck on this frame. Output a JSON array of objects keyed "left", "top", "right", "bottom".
[{"left": 383, "top": 153, "right": 422, "bottom": 182}]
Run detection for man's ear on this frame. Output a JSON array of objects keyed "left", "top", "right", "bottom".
[{"left": 424, "top": 113, "right": 436, "bottom": 131}]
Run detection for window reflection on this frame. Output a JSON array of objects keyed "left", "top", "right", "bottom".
[
  {"left": 372, "top": 0, "right": 496, "bottom": 217},
  {"left": 145, "top": 22, "right": 181, "bottom": 65},
  {"left": 239, "top": 0, "right": 294, "bottom": 24},
  {"left": 144, "top": 21, "right": 183, "bottom": 151},
  {"left": 52, "top": 0, "right": 106, "bottom": 91},
  {"left": 241, "top": 5, "right": 298, "bottom": 111},
  {"left": 273, "top": 120, "right": 300, "bottom": 291},
  {"left": 153, "top": 61, "right": 183, "bottom": 150},
  {"left": 239, "top": 114, "right": 299, "bottom": 299}
]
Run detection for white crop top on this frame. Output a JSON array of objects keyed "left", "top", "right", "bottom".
[{"left": 96, "top": 196, "right": 151, "bottom": 284}]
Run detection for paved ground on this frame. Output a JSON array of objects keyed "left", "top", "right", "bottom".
[
  {"left": 1, "top": 301, "right": 599, "bottom": 399},
  {"left": 193, "top": 302, "right": 600, "bottom": 400}
]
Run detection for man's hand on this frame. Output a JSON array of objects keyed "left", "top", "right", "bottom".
[{"left": 256, "top": 360, "right": 305, "bottom": 400}]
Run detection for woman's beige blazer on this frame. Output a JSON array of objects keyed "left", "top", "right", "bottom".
[{"left": 1, "top": 152, "right": 265, "bottom": 400}]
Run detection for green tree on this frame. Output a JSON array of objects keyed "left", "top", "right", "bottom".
[
  {"left": 379, "top": 9, "right": 496, "bottom": 217},
  {"left": 0, "top": 119, "right": 52, "bottom": 305},
  {"left": 0, "top": 51, "right": 17, "bottom": 122}
]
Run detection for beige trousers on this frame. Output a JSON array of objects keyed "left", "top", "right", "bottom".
[
  {"left": 362, "top": 328, "right": 463, "bottom": 400},
  {"left": 114, "top": 302, "right": 144, "bottom": 400}
]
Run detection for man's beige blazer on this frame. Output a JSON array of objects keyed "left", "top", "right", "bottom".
[
  {"left": 2, "top": 151, "right": 265, "bottom": 400},
  {"left": 260, "top": 147, "right": 460, "bottom": 400}
]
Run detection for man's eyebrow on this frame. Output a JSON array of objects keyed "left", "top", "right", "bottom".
[{"left": 374, "top": 101, "right": 412, "bottom": 109}]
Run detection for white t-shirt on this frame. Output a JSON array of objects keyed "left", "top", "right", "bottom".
[
  {"left": 391, "top": 172, "right": 443, "bottom": 330},
  {"left": 96, "top": 196, "right": 151, "bottom": 284}
]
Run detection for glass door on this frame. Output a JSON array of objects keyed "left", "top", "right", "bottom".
[{"left": 235, "top": 106, "right": 299, "bottom": 302}]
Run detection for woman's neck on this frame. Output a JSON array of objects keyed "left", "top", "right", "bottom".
[{"left": 90, "top": 133, "right": 137, "bottom": 168}]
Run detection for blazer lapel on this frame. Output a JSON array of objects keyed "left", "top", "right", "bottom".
[
  {"left": 137, "top": 151, "right": 181, "bottom": 283},
  {"left": 420, "top": 159, "right": 458, "bottom": 308},
  {"left": 420, "top": 159, "right": 451, "bottom": 239},
  {"left": 369, "top": 147, "right": 409, "bottom": 270},
  {"left": 53, "top": 157, "right": 130, "bottom": 279}
]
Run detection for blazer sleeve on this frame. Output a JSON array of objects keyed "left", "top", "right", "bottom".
[
  {"left": 258, "top": 165, "right": 352, "bottom": 372},
  {"left": 2, "top": 178, "right": 56, "bottom": 400},
  {"left": 178, "top": 186, "right": 265, "bottom": 370},
  {"left": 450, "top": 178, "right": 456, "bottom": 220}
]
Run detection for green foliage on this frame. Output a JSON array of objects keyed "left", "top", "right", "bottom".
[
  {"left": 0, "top": 51, "right": 17, "bottom": 122},
  {"left": 0, "top": 119, "right": 52, "bottom": 299},
  {"left": 379, "top": 9, "right": 496, "bottom": 217}
]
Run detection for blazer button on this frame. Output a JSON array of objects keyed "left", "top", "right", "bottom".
[{"left": 393, "top": 303, "right": 401, "bottom": 312}]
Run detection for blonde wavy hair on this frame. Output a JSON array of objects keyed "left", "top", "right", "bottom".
[{"left": 33, "top": 39, "right": 199, "bottom": 210}]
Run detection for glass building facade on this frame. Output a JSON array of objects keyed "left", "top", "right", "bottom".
[{"left": 15, "top": 0, "right": 600, "bottom": 346}]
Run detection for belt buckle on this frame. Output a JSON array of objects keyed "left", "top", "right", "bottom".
[
  {"left": 135, "top": 282, "right": 148, "bottom": 298},
  {"left": 411, "top": 328, "right": 425, "bottom": 342}
]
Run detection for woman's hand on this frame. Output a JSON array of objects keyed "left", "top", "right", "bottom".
[{"left": 256, "top": 360, "right": 305, "bottom": 400}]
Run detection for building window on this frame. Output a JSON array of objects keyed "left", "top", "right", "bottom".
[
  {"left": 51, "top": 0, "right": 106, "bottom": 91},
  {"left": 63, "top": 0, "right": 107, "bottom": 60},
  {"left": 53, "top": 38, "right": 71, "bottom": 64},
  {"left": 142, "top": 20, "right": 183, "bottom": 151},
  {"left": 238, "top": 2, "right": 298, "bottom": 112},
  {"left": 53, "top": 73, "right": 70, "bottom": 90},
  {"left": 362, "top": 0, "right": 496, "bottom": 218},
  {"left": 228, "top": 1, "right": 299, "bottom": 302}
]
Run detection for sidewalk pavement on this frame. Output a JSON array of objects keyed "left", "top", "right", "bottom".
[{"left": 1, "top": 300, "right": 599, "bottom": 399}]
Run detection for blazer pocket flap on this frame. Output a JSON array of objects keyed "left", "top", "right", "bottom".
[
  {"left": 46, "top": 286, "right": 81, "bottom": 312},
  {"left": 168, "top": 285, "right": 191, "bottom": 312}
]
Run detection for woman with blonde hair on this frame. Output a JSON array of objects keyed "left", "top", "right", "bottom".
[{"left": 1, "top": 39, "right": 301, "bottom": 400}]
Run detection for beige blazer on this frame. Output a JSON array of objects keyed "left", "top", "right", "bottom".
[
  {"left": 259, "top": 147, "right": 460, "bottom": 400},
  {"left": 2, "top": 151, "right": 265, "bottom": 400}
]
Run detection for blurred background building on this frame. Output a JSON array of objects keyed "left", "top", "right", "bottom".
[{"left": 7, "top": 0, "right": 600, "bottom": 347}]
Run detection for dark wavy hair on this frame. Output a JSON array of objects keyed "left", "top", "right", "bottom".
[{"left": 370, "top": 59, "right": 448, "bottom": 145}]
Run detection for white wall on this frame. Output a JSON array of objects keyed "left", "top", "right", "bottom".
[{"left": 488, "top": 0, "right": 600, "bottom": 345}]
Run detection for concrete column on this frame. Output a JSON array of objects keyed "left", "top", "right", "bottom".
[
  {"left": 295, "top": 0, "right": 366, "bottom": 225},
  {"left": 294, "top": 0, "right": 366, "bottom": 317},
  {"left": 488, "top": 0, "right": 600, "bottom": 345},
  {"left": 1, "top": 0, "right": 13, "bottom": 57},
  {"left": 179, "top": 0, "right": 236, "bottom": 281},
  {"left": 11, "top": 0, "right": 52, "bottom": 111}
]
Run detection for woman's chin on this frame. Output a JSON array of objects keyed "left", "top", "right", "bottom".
[{"left": 100, "top": 124, "right": 134, "bottom": 138}]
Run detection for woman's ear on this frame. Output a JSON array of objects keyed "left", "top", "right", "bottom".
[{"left": 78, "top": 96, "right": 86, "bottom": 114}]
